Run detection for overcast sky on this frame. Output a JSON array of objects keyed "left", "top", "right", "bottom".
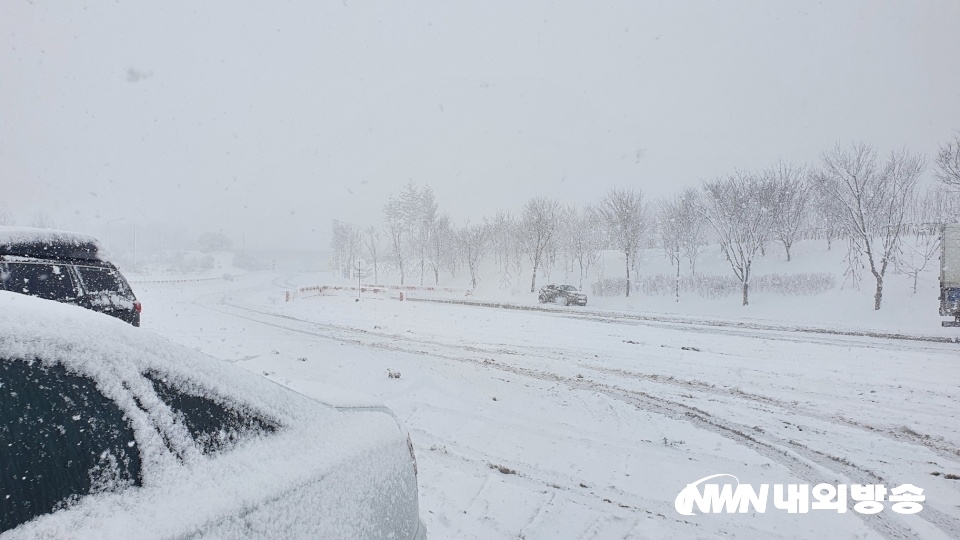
[{"left": 2, "top": 1, "right": 959, "bottom": 250}]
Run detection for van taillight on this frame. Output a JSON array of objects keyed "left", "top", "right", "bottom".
[{"left": 134, "top": 301, "right": 142, "bottom": 313}]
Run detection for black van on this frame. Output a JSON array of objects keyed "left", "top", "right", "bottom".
[{"left": 0, "top": 227, "right": 141, "bottom": 326}]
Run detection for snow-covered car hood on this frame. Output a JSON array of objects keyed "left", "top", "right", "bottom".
[{"left": 0, "top": 292, "right": 421, "bottom": 540}]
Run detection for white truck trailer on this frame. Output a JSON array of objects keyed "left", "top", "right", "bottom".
[{"left": 941, "top": 223, "right": 960, "bottom": 327}]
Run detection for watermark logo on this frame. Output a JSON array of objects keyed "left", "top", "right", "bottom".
[{"left": 675, "top": 474, "right": 924, "bottom": 515}]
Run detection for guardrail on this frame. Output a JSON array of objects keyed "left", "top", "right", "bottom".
[
  {"left": 285, "top": 285, "right": 392, "bottom": 302},
  {"left": 284, "top": 283, "right": 473, "bottom": 302},
  {"left": 129, "top": 276, "right": 228, "bottom": 285},
  {"left": 361, "top": 283, "right": 470, "bottom": 294}
]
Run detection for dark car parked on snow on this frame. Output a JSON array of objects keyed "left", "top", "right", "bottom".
[
  {"left": 538, "top": 284, "right": 587, "bottom": 306},
  {"left": 0, "top": 227, "right": 141, "bottom": 326}
]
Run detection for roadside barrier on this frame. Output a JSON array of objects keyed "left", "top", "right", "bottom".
[
  {"left": 284, "top": 283, "right": 473, "bottom": 302},
  {"left": 129, "top": 276, "right": 228, "bottom": 285},
  {"left": 285, "top": 285, "right": 391, "bottom": 302},
  {"left": 360, "top": 283, "right": 470, "bottom": 294}
]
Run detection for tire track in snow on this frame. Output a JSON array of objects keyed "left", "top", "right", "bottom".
[
  {"left": 225, "top": 293, "right": 960, "bottom": 465},
  {"left": 580, "top": 364, "right": 960, "bottom": 464},
  {"left": 477, "top": 337, "right": 960, "bottom": 466},
  {"left": 406, "top": 297, "right": 960, "bottom": 350},
  {"left": 424, "top": 335, "right": 960, "bottom": 465},
  {"left": 203, "top": 300, "right": 958, "bottom": 540},
  {"left": 408, "top": 404, "right": 674, "bottom": 517}
]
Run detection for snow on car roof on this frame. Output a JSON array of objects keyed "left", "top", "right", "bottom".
[
  {"left": 0, "top": 226, "right": 103, "bottom": 260},
  {"left": 0, "top": 292, "right": 409, "bottom": 539}
]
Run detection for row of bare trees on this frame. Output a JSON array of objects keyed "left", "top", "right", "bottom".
[
  {"left": 331, "top": 134, "right": 960, "bottom": 309},
  {"left": 331, "top": 185, "right": 651, "bottom": 294},
  {"left": 697, "top": 143, "right": 945, "bottom": 309}
]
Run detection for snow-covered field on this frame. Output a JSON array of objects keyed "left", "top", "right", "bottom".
[{"left": 135, "top": 271, "right": 960, "bottom": 539}]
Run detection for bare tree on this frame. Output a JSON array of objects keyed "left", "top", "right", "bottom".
[
  {"left": 428, "top": 214, "right": 453, "bottom": 285},
  {"left": 935, "top": 131, "right": 960, "bottom": 189},
  {"left": 363, "top": 226, "right": 386, "bottom": 283},
  {"left": 812, "top": 183, "right": 845, "bottom": 251},
  {"left": 521, "top": 197, "right": 561, "bottom": 293},
  {"left": 509, "top": 218, "right": 525, "bottom": 286},
  {"left": 897, "top": 228, "right": 939, "bottom": 297},
  {"left": 0, "top": 206, "right": 14, "bottom": 226},
  {"left": 489, "top": 209, "right": 518, "bottom": 288},
  {"left": 417, "top": 185, "right": 438, "bottom": 285},
  {"left": 816, "top": 142, "right": 924, "bottom": 310},
  {"left": 596, "top": 188, "right": 648, "bottom": 297},
  {"left": 929, "top": 183, "right": 960, "bottom": 224},
  {"left": 330, "top": 220, "right": 361, "bottom": 278},
  {"left": 557, "top": 205, "right": 575, "bottom": 283},
  {"left": 564, "top": 205, "right": 603, "bottom": 290},
  {"left": 397, "top": 181, "right": 437, "bottom": 285},
  {"left": 541, "top": 224, "right": 559, "bottom": 284},
  {"left": 677, "top": 188, "right": 708, "bottom": 276},
  {"left": 456, "top": 220, "right": 489, "bottom": 290},
  {"left": 896, "top": 185, "right": 951, "bottom": 294},
  {"left": 659, "top": 196, "right": 685, "bottom": 302},
  {"left": 701, "top": 172, "right": 775, "bottom": 306},
  {"left": 659, "top": 188, "right": 707, "bottom": 301},
  {"left": 445, "top": 238, "right": 462, "bottom": 279},
  {"left": 767, "top": 161, "right": 812, "bottom": 262},
  {"left": 383, "top": 198, "right": 408, "bottom": 285}
]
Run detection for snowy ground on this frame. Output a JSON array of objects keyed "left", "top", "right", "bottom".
[{"left": 134, "top": 271, "right": 960, "bottom": 540}]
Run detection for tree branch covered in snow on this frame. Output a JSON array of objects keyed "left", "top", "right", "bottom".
[
  {"left": 330, "top": 220, "right": 362, "bottom": 277},
  {"left": 489, "top": 210, "right": 521, "bottom": 288},
  {"left": 935, "top": 132, "right": 960, "bottom": 190},
  {"left": 562, "top": 205, "right": 603, "bottom": 290},
  {"left": 521, "top": 197, "right": 561, "bottom": 293},
  {"left": 658, "top": 188, "right": 707, "bottom": 301},
  {"left": 700, "top": 171, "right": 775, "bottom": 306},
  {"left": 383, "top": 198, "right": 407, "bottom": 285},
  {"left": 456, "top": 220, "right": 489, "bottom": 290},
  {"left": 766, "top": 161, "right": 812, "bottom": 262},
  {"left": 595, "top": 188, "right": 647, "bottom": 297},
  {"left": 429, "top": 214, "right": 453, "bottom": 286},
  {"left": 363, "top": 226, "right": 386, "bottom": 283},
  {"left": 815, "top": 142, "right": 924, "bottom": 310},
  {"left": 895, "top": 185, "right": 951, "bottom": 294}
]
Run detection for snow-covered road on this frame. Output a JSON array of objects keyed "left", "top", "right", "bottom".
[{"left": 137, "top": 273, "right": 960, "bottom": 539}]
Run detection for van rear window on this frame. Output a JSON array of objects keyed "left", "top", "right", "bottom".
[
  {"left": 75, "top": 266, "right": 133, "bottom": 298},
  {"left": 0, "top": 263, "right": 78, "bottom": 301}
]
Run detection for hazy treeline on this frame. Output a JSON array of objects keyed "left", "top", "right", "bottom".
[{"left": 331, "top": 136, "right": 960, "bottom": 310}]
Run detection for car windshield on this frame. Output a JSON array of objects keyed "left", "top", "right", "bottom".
[{"left": 558, "top": 285, "right": 577, "bottom": 292}]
